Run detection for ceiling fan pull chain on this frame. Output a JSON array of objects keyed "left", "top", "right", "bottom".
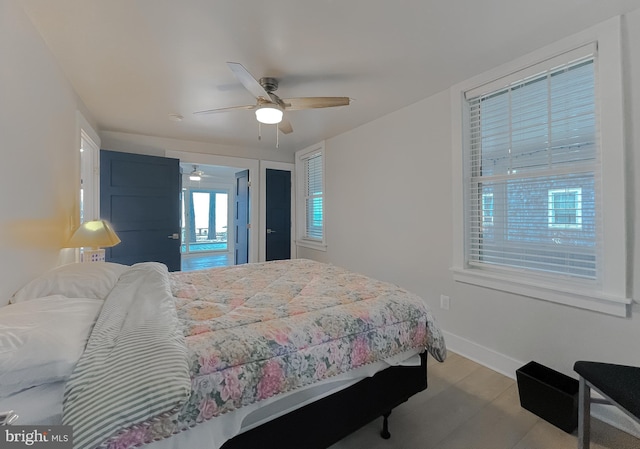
[
  {"left": 276, "top": 124, "right": 279, "bottom": 148},
  {"left": 258, "top": 122, "right": 262, "bottom": 141}
]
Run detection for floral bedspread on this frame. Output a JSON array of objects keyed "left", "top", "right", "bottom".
[{"left": 107, "top": 259, "right": 446, "bottom": 448}]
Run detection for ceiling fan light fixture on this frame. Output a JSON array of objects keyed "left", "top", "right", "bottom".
[
  {"left": 255, "top": 104, "right": 283, "bottom": 124},
  {"left": 189, "top": 165, "right": 202, "bottom": 181}
]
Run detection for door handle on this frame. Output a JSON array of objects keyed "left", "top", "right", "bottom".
[
  {"left": 167, "top": 233, "right": 180, "bottom": 239},
  {"left": 266, "top": 229, "right": 276, "bottom": 234}
]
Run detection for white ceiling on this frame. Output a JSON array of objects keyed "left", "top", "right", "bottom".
[{"left": 19, "top": 0, "right": 640, "bottom": 155}]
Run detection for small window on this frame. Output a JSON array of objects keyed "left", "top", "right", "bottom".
[
  {"left": 482, "top": 192, "right": 494, "bottom": 226},
  {"left": 304, "top": 155, "right": 324, "bottom": 240},
  {"left": 296, "top": 142, "right": 326, "bottom": 250},
  {"left": 548, "top": 188, "right": 582, "bottom": 229}
]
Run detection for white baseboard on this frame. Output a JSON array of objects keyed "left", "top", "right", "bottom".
[
  {"left": 591, "top": 404, "right": 640, "bottom": 439},
  {"left": 441, "top": 330, "right": 640, "bottom": 439},
  {"left": 442, "top": 330, "right": 524, "bottom": 379}
]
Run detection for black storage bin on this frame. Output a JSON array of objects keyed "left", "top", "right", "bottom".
[{"left": 516, "top": 361, "right": 579, "bottom": 433}]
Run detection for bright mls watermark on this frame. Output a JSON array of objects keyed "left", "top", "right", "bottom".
[{"left": 0, "top": 426, "right": 72, "bottom": 448}]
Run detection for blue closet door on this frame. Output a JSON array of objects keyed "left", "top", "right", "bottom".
[
  {"left": 265, "top": 168, "right": 291, "bottom": 261},
  {"left": 234, "top": 170, "right": 249, "bottom": 264},
  {"left": 100, "top": 150, "right": 181, "bottom": 271}
]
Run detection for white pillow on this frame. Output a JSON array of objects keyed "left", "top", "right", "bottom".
[
  {"left": 0, "top": 296, "right": 103, "bottom": 397},
  {"left": 11, "top": 262, "right": 128, "bottom": 303}
]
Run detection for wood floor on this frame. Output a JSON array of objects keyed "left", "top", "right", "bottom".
[
  {"left": 330, "top": 352, "right": 640, "bottom": 449},
  {"left": 181, "top": 252, "right": 232, "bottom": 271}
]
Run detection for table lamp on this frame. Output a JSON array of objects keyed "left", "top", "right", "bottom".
[{"left": 68, "top": 219, "right": 121, "bottom": 262}]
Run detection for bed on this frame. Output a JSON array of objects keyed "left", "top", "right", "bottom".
[{"left": 0, "top": 258, "right": 446, "bottom": 449}]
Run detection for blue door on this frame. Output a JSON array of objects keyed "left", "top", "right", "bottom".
[
  {"left": 100, "top": 150, "right": 181, "bottom": 271},
  {"left": 265, "top": 169, "right": 291, "bottom": 261},
  {"left": 234, "top": 170, "right": 249, "bottom": 264}
]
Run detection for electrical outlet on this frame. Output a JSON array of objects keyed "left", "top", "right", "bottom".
[{"left": 440, "top": 294, "right": 450, "bottom": 310}]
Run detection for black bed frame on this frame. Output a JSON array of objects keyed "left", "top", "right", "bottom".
[{"left": 221, "top": 352, "right": 428, "bottom": 449}]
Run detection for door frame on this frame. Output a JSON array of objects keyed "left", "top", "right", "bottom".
[
  {"left": 167, "top": 150, "right": 260, "bottom": 264},
  {"left": 77, "top": 111, "right": 101, "bottom": 224},
  {"left": 74, "top": 111, "right": 100, "bottom": 264},
  {"left": 260, "top": 161, "right": 296, "bottom": 262}
]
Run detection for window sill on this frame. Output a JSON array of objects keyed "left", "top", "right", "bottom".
[
  {"left": 450, "top": 267, "right": 631, "bottom": 317},
  {"left": 296, "top": 239, "right": 327, "bottom": 252}
]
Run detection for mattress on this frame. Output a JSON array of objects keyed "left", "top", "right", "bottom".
[
  {"left": 144, "top": 349, "right": 422, "bottom": 449},
  {"left": 0, "top": 352, "right": 420, "bottom": 449}
]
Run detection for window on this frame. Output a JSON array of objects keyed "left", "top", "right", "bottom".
[
  {"left": 451, "top": 18, "right": 629, "bottom": 316},
  {"left": 548, "top": 188, "right": 582, "bottom": 229},
  {"left": 482, "top": 193, "right": 494, "bottom": 226},
  {"left": 466, "top": 52, "right": 597, "bottom": 279},
  {"left": 296, "top": 142, "right": 326, "bottom": 250}
]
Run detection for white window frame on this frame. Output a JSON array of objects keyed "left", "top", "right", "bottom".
[
  {"left": 295, "top": 141, "right": 326, "bottom": 251},
  {"left": 450, "top": 17, "right": 629, "bottom": 317},
  {"left": 482, "top": 192, "right": 494, "bottom": 226},
  {"left": 547, "top": 188, "right": 582, "bottom": 230}
]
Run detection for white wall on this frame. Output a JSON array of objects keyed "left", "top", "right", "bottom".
[
  {"left": 325, "top": 91, "right": 454, "bottom": 304},
  {"left": 0, "top": 0, "right": 91, "bottom": 301},
  {"left": 100, "top": 131, "right": 294, "bottom": 164},
  {"left": 312, "top": 10, "right": 640, "bottom": 381}
]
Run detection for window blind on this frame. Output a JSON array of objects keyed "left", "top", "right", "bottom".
[
  {"left": 465, "top": 54, "right": 601, "bottom": 280},
  {"left": 303, "top": 152, "right": 323, "bottom": 241}
]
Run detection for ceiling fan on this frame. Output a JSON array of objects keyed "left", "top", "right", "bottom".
[
  {"left": 187, "top": 165, "right": 208, "bottom": 181},
  {"left": 194, "top": 62, "right": 351, "bottom": 136}
]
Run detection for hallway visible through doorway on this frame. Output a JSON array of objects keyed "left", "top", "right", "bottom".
[{"left": 180, "top": 162, "right": 239, "bottom": 271}]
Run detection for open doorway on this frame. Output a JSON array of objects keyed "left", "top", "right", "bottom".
[
  {"left": 168, "top": 150, "right": 260, "bottom": 267},
  {"left": 180, "top": 163, "right": 238, "bottom": 271},
  {"left": 182, "top": 189, "right": 228, "bottom": 253}
]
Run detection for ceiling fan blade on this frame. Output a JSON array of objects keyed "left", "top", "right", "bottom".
[
  {"left": 278, "top": 119, "right": 293, "bottom": 134},
  {"left": 194, "top": 104, "right": 256, "bottom": 115},
  {"left": 227, "top": 62, "right": 272, "bottom": 102},
  {"left": 282, "top": 97, "right": 350, "bottom": 110}
]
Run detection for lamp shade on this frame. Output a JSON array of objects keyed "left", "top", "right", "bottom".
[
  {"left": 255, "top": 105, "right": 283, "bottom": 124},
  {"left": 67, "top": 220, "right": 121, "bottom": 249}
]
